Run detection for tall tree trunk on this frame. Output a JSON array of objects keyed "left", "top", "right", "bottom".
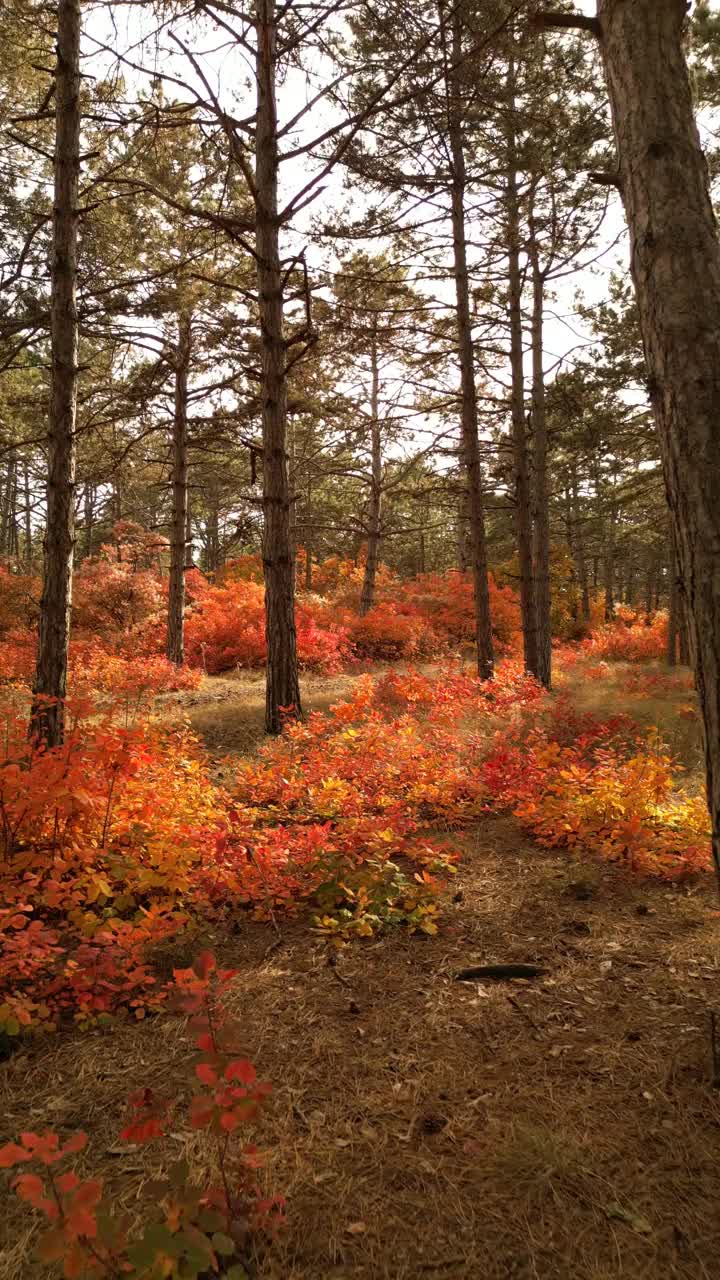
[
  {"left": 679, "top": 591, "right": 691, "bottom": 666},
  {"left": 185, "top": 496, "right": 194, "bottom": 568},
  {"left": 562, "top": 484, "right": 579, "bottom": 620},
  {"left": 529, "top": 221, "right": 551, "bottom": 687},
  {"left": 82, "top": 483, "right": 95, "bottom": 560},
  {"left": 418, "top": 492, "right": 430, "bottom": 575},
  {"left": 31, "top": 0, "right": 80, "bottom": 747},
  {"left": 571, "top": 466, "right": 591, "bottom": 621},
  {"left": 288, "top": 416, "right": 296, "bottom": 591},
  {"left": 205, "top": 484, "right": 220, "bottom": 573},
  {"left": 506, "top": 65, "right": 538, "bottom": 680},
  {"left": 644, "top": 553, "right": 656, "bottom": 621},
  {"left": 9, "top": 464, "right": 19, "bottom": 560},
  {"left": 359, "top": 325, "right": 382, "bottom": 616},
  {"left": 0, "top": 452, "right": 16, "bottom": 556},
  {"left": 304, "top": 473, "right": 313, "bottom": 591},
  {"left": 583, "top": 0, "right": 720, "bottom": 890},
  {"left": 3, "top": 453, "right": 18, "bottom": 560},
  {"left": 23, "top": 461, "right": 32, "bottom": 566},
  {"left": 626, "top": 555, "right": 636, "bottom": 605},
  {"left": 456, "top": 486, "right": 470, "bottom": 572},
  {"left": 603, "top": 516, "right": 615, "bottom": 622},
  {"left": 616, "top": 561, "right": 625, "bottom": 605},
  {"left": 256, "top": 0, "right": 302, "bottom": 732},
  {"left": 444, "top": 2, "right": 493, "bottom": 679},
  {"left": 667, "top": 531, "right": 679, "bottom": 667},
  {"left": 166, "top": 310, "right": 192, "bottom": 665}
]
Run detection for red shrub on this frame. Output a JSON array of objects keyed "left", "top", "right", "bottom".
[
  {"left": 578, "top": 610, "right": 668, "bottom": 663},
  {"left": 184, "top": 578, "right": 351, "bottom": 674}
]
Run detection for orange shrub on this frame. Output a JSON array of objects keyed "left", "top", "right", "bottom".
[
  {"left": 578, "top": 610, "right": 668, "bottom": 663},
  {"left": 184, "top": 578, "right": 351, "bottom": 674},
  {"left": 386, "top": 570, "right": 521, "bottom": 652},
  {"left": 0, "top": 563, "right": 39, "bottom": 634},
  {"left": 341, "top": 602, "right": 435, "bottom": 661}
]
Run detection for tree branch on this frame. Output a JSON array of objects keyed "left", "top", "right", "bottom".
[
  {"left": 533, "top": 11, "right": 601, "bottom": 37},
  {"left": 589, "top": 171, "right": 622, "bottom": 190}
]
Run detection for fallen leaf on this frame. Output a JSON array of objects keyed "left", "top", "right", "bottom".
[{"left": 606, "top": 1203, "right": 653, "bottom": 1237}]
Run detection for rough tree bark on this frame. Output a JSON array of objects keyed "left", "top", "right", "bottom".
[
  {"left": 539, "top": 0, "right": 720, "bottom": 888},
  {"left": 603, "top": 506, "right": 616, "bottom": 622},
  {"left": 31, "top": 0, "right": 81, "bottom": 746},
  {"left": 456, "top": 487, "right": 471, "bottom": 572},
  {"left": 444, "top": 1, "right": 494, "bottom": 678},
  {"left": 359, "top": 321, "right": 382, "bottom": 616},
  {"left": 23, "top": 461, "right": 32, "bottom": 565},
  {"left": 506, "top": 61, "right": 539, "bottom": 681},
  {"left": 304, "top": 471, "right": 313, "bottom": 591},
  {"left": 667, "top": 530, "right": 679, "bottom": 667},
  {"left": 256, "top": 0, "right": 302, "bottom": 732},
  {"left": 1, "top": 452, "right": 16, "bottom": 555},
  {"left": 570, "top": 465, "right": 591, "bottom": 621},
  {"left": 529, "top": 218, "right": 552, "bottom": 688},
  {"left": 166, "top": 310, "right": 192, "bottom": 665}
]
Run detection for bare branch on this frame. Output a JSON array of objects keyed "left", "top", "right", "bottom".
[{"left": 533, "top": 11, "right": 601, "bottom": 37}]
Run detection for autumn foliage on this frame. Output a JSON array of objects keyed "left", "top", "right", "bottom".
[
  {"left": 0, "top": 530, "right": 673, "bottom": 683},
  {"left": 0, "top": 954, "right": 282, "bottom": 1278},
  {"left": 0, "top": 533, "right": 710, "bottom": 1054}
]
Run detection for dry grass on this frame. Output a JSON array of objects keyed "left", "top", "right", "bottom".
[
  {"left": 157, "top": 669, "right": 363, "bottom": 756},
  {"left": 2, "top": 663, "right": 720, "bottom": 1279},
  {"left": 560, "top": 661, "right": 704, "bottom": 777},
  {"left": 2, "top": 819, "right": 719, "bottom": 1279}
]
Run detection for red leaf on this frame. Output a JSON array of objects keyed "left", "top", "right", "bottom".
[
  {"left": 19, "top": 1132, "right": 62, "bottom": 1166},
  {"left": 61, "top": 1133, "right": 88, "bottom": 1157},
  {"left": 55, "top": 1171, "right": 81, "bottom": 1194},
  {"left": 0, "top": 1142, "right": 32, "bottom": 1168},
  {"left": 224, "top": 1060, "right": 257, "bottom": 1085},
  {"left": 195, "top": 1062, "right": 218, "bottom": 1085},
  {"left": 14, "top": 1173, "right": 45, "bottom": 1204},
  {"left": 193, "top": 951, "right": 216, "bottom": 979},
  {"left": 189, "top": 1096, "right": 215, "bottom": 1129},
  {"left": 119, "top": 1117, "right": 165, "bottom": 1143}
]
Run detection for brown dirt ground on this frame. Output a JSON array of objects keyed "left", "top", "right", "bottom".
[{"left": 1, "top": 669, "right": 720, "bottom": 1279}]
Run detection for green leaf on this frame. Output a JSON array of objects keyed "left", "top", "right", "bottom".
[
  {"left": 211, "top": 1231, "right": 236, "bottom": 1257},
  {"left": 175, "top": 1226, "right": 215, "bottom": 1269},
  {"left": 223, "top": 1266, "right": 249, "bottom": 1280},
  {"left": 142, "top": 1222, "right": 184, "bottom": 1258}
]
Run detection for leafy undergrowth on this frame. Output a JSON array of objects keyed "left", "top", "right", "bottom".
[
  {"left": 6, "top": 526, "right": 663, "bottom": 691},
  {"left": 0, "top": 657, "right": 712, "bottom": 1049},
  {"left": 1, "top": 824, "right": 719, "bottom": 1280},
  {"left": 0, "top": 649, "right": 717, "bottom": 1278},
  {"left": 0, "top": 954, "right": 282, "bottom": 1280},
  {"left": 0, "top": 529, "right": 525, "bottom": 686}
]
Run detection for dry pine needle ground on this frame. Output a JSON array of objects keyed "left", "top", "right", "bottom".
[
  {"left": 1, "top": 811, "right": 719, "bottom": 1280},
  {"left": 1, "top": 667, "right": 719, "bottom": 1279}
]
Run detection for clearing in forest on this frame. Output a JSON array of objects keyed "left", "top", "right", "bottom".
[{"left": 1, "top": 658, "right": 719, "bottom": 1280}]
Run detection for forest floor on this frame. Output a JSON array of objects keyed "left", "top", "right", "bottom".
[{"left": 2, "top": 664, "right": 720, "bottom": 1280}]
